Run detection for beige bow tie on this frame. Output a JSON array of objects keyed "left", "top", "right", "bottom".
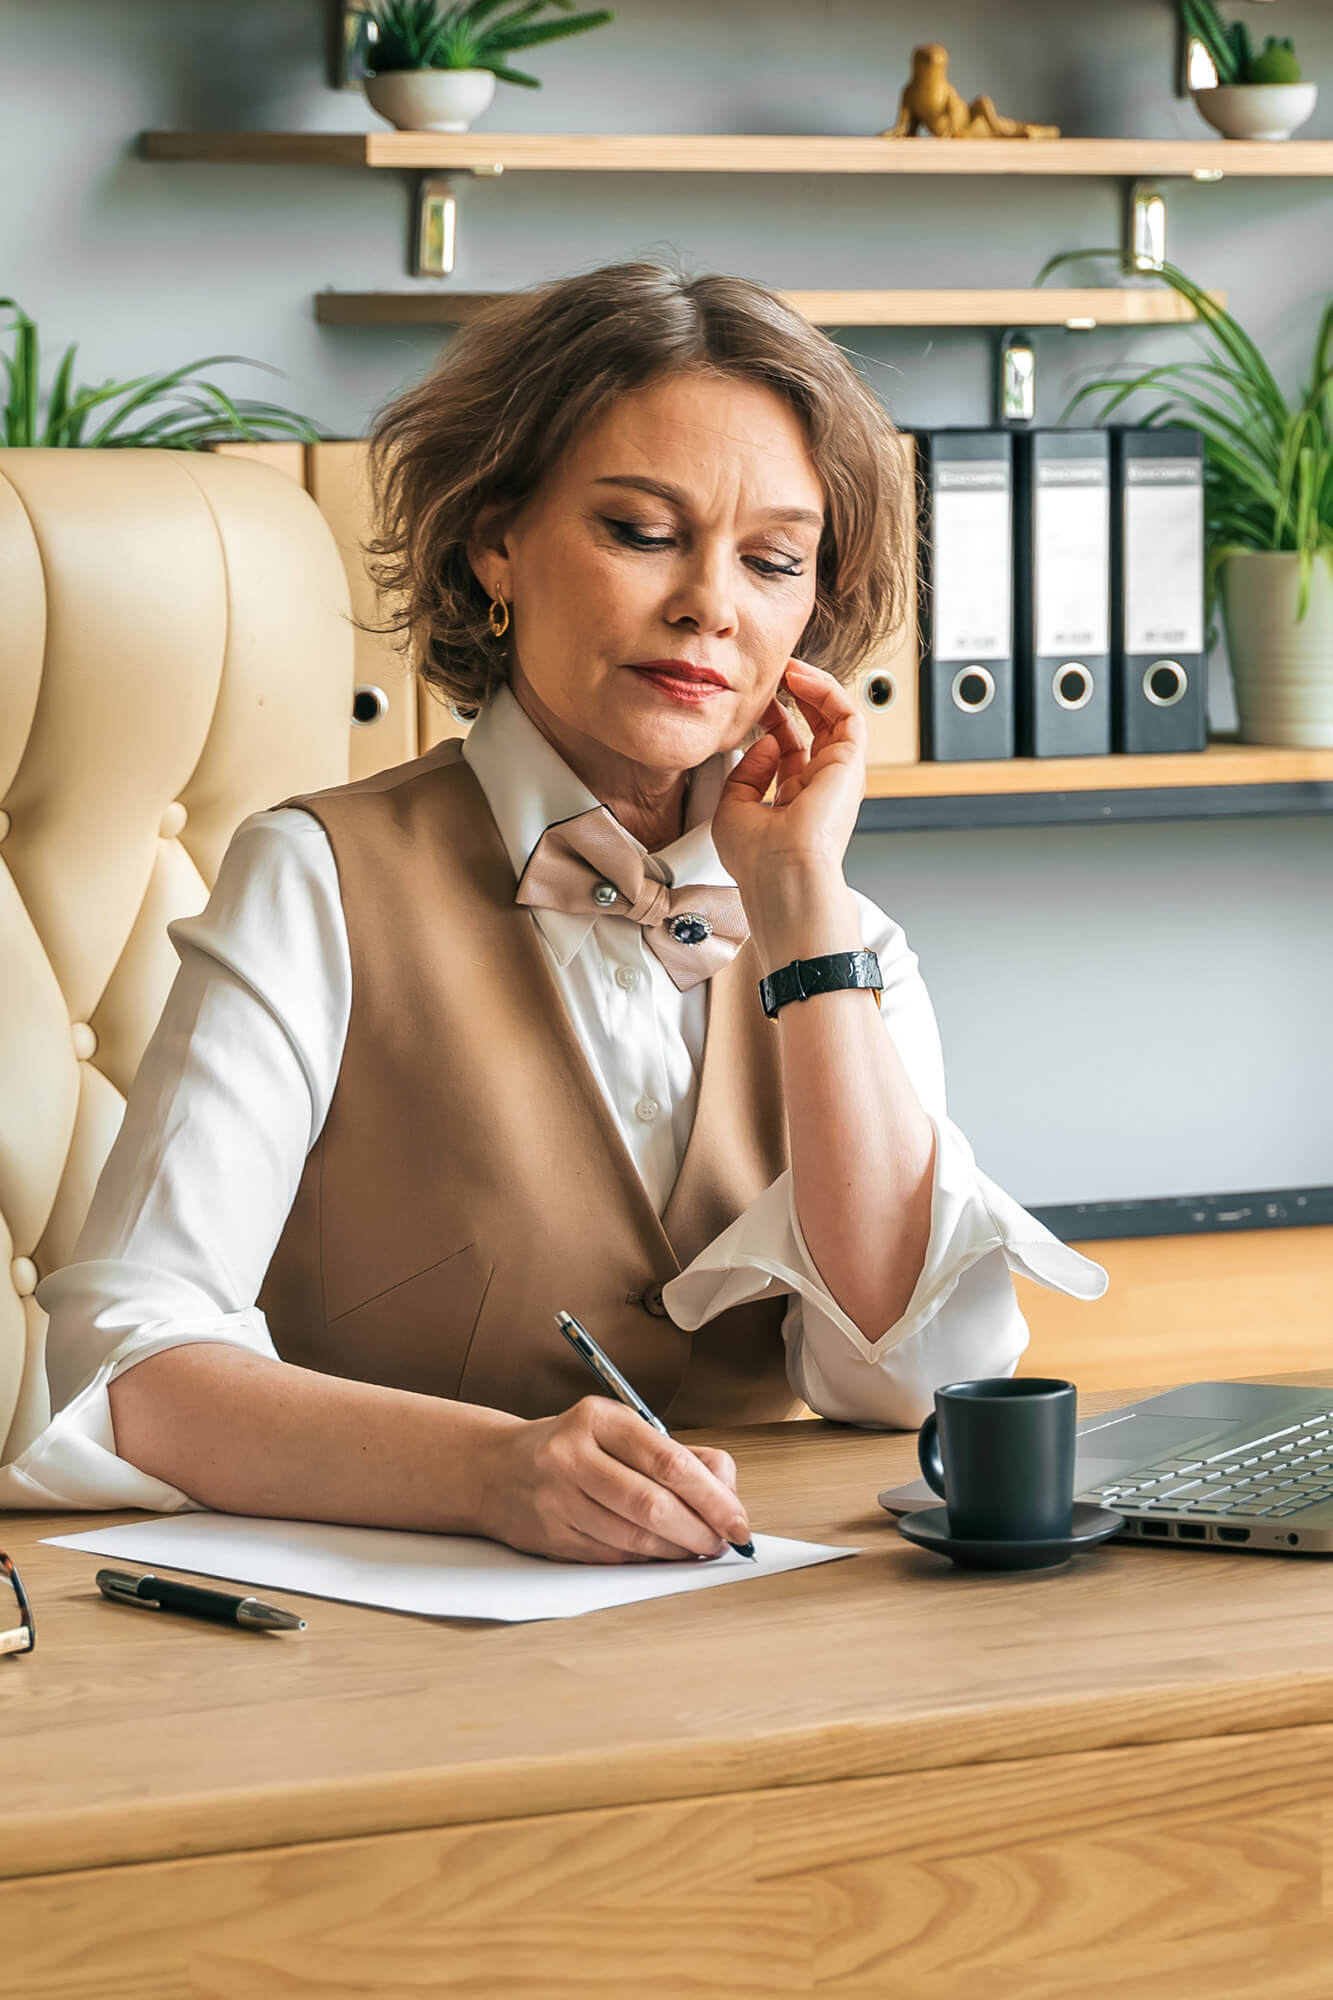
[{"left": 514, "top": 806, "right": 749, "bottom": 991}]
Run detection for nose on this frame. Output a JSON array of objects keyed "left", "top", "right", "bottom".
[{"left": 664, "top": 543, "right": 739, "bottom": 637}]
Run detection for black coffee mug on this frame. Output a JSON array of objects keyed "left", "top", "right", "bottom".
[{"left": 917, "top": 1377, "right": 1077, "bottom": 1542}]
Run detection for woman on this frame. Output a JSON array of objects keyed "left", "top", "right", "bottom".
[{"left": 3, "top": 262, "right": 1106, "bottom": 1561}]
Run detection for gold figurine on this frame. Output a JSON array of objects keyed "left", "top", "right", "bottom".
[{"left": 883, "top": 44, "right": 1060, "bottom": 140}]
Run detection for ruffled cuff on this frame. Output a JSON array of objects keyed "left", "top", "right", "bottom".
[
  {"left": 0, "top": 1311, "right": 277, "bottom": 1514},
  {"left": 663, "top": 1110, "right": 1108, "bottom": 1358}
]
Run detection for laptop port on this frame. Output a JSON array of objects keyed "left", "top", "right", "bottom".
[
  {"left": 1140, "top": 1521, "right": 1169, "bottom": 1537},
  {"left": 1176, "top": 1523, "right": 1207, "bottom": 1540},
  {"left": 1218, "top": 1527, "right": 1251, "bottom": 1544}
]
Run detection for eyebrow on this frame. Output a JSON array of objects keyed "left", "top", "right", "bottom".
[{"left": 591, "top": 474, "right": 824, "bottom": 530}]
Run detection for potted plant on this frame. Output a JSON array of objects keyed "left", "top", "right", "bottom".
[
  {"left": 1038, "top": 251, "right": 1333, "bottom": 746},
  {"left": 1177, "top": 1, "right": 1318, "bottom": 140},
  {"left": 359, "top": 0, "right": 614, "bottom": 135},
  {"left": 1, "top": 299, "right": 319, "bottom": 448}
]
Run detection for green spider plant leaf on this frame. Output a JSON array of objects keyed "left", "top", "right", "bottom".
[
  {"left": 477, "top": 9, "right": 612, "bottom": 54},
  {"left": 1061, "top": 360, "right": 1281, "bottom": 473},
  {"left": 1039, "top": 249, "right": 1290, "bottom": 430},
  {"left": 482, "top": 59, "right": 541, "bottom": 84},
  {"left": 42, "top": 342, "right": 81, "bottom": 443},
  {"left": 470, "top": 1, "right": 556, "bottom": 38},
  {"left": 1035, "top": 251, "right": 1332, "bottom": 623},
  {"left": 85, "top": 355, "right": 260, "bottom": 445},
  {"left": 2, "top": 299, "right": 318, "bottom": 451},
  {"left": 0, "top": 301, "right": 40, "bottom": 447}
]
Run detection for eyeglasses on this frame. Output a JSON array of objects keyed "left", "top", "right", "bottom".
[{"left": 1, "top": 1551, "right": 35, "bottom": 1658}]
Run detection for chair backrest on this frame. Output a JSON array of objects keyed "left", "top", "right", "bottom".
[{"left": 0, "top": 448, "right": 354, "bottom": 1463}]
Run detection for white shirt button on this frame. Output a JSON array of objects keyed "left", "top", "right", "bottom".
[
  {"left": 635, "top": 1095, "right": 660, "bottom": 1123},
  {"left": 615, "top": 965, "right": 641, "bottom": 992}
]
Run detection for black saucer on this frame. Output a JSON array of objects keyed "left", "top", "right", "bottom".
[{"left": 896, "top": 1501, "right": 1125, "bottom": 1571}]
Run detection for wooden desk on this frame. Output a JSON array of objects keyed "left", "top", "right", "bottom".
[{"left": 9, "top": 1373, "right": 1333, "bottom": 1997}]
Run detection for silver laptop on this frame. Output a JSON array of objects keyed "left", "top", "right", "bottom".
[{"left": 877, "top": 1380, "right": 1333, "bottom": 1554}]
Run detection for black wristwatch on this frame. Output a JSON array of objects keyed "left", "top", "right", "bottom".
[{"left": 759, "top": 948, "right": 883, "bottom": 1020}]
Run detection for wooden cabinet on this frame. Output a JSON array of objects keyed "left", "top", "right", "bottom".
[{"left": 211, "top": 439, "right": 470, "bottom": 777}]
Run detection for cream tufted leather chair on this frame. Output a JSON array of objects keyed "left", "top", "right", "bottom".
[{"left": 0, "top": 449, "right": 354, "bottom": 1467}]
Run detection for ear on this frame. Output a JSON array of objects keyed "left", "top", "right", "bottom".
[{"left": 466, "top": 503, "right": 513, "bottom": 600}]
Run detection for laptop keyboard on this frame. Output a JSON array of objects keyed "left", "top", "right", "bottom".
[{"left": 1084, "top": 1412, "right": 1333, "bottom": 1520}]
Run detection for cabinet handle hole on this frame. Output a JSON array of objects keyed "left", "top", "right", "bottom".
[{"left": 352, "top": 684, "right": 389, "bottom": 726}]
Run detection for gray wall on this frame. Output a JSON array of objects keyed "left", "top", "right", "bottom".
[{"left": 4, "top": 0, "right": 1331, "bottom": 1206}]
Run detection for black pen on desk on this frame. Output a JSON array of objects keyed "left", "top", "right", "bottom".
[
  {"left": 95, "top": 1568, "right": 306, "bottom": 1632},
  {"left": 553, "top": 1308, "right": 756, "bottom": 1560}
]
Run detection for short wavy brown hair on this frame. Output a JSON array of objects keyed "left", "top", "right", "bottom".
[{"left": 364, "top": 259, "right": 912, "bottom": 717}]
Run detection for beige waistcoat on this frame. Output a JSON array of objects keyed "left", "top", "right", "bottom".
[{"left": 256, "top": 739, "right": 802, "bottom": 1427}]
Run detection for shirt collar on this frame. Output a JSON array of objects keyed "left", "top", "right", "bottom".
[{"left": 461, "top": 680, "right": 742, "bottom": 967}]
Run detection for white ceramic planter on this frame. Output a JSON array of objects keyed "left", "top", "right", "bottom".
[
  {"left": 364, "top": 68, "right": 496, "bottom": 133},
  {"left": 1192, "top": 82, "right": 1318, "bottom": 141},
  {"left": 1220, "top": 550, "right": 1333, "bottom": 746}
]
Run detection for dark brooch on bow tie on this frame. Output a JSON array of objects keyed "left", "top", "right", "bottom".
[
  {"left": 515, "top": 808, "right": 749, "bottom": 992},
  {"left": 665, "top": 913, "right": 714, "bottom": 947}
]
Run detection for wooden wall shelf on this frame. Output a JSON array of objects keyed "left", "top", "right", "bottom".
[
  {"left": 315, "top": 287, "right": 1215, "bottom": 329},
  {"left": 855, "top": 740, "right": 1333, "bottom": 831},
  {"left": 140, "top": 132, "right": 1333, "bottom": 177}
]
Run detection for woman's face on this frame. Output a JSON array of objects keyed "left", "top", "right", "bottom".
[{"left": 470, "top": 369, "right": 826, "bottom": 781}]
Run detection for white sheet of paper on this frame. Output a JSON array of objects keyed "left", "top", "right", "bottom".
[{"left": 45, "top": 1515, "right": 859, "bottom": 1623}]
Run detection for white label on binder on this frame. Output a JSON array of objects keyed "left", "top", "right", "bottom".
[
  {"left": 933, "top": 464, "right": 1011, "bottom": 661},
  {"left": 1035, "top": 459, "right": 1110, "bottom": 657},
  {"left": 1124, "top": 459, "right": 1204, "bottom": 656}
]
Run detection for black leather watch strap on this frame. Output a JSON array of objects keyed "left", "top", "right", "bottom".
[{"left": 759, "top": 948, "right": 883, "bottom": 1019}]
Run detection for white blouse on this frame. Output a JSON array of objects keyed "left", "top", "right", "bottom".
[{"left": 0, "top": 683, "right": 1107, "bottom": 1512}]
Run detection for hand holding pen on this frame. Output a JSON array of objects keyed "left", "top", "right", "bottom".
[
  {"left": 555, "top": 1309, "right": 755, "bottom": 1561},
  {"left": 469, "top": 1316, "right": 754, "bottom": 1565}
]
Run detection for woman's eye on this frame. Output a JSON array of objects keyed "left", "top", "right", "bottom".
[
  {"left": 605, "top": 519, "right": 804, "bottom": 577},
  {"left": 608, "top": 519, "right": 673, "bottom": 550}
]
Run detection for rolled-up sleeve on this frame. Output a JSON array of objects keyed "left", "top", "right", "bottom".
[
  {"left": 663, "top": 889, "right": 1108, "bottom": 1428},
  {"left": 0, "top": 810, "right": 347, "bottom": 1512}
]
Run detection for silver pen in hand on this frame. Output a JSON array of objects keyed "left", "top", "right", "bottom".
[{"left": 554, "top": 1308, "right": 756, "bottom": 1559}]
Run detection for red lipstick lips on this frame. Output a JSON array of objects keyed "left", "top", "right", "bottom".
[{"left": 627, "top": 660, "right": 728, "bottom": 705}]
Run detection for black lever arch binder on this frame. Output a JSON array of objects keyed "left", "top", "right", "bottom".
[
  {"left": 1013, "top": 429, "right": 1113, "bottom": 758},
  {"left": 1111, "top": 426, "right": 1208, "bottom": 754},
  {"left": 915, "top": 430, "right": 1015, "bottom": 762}
]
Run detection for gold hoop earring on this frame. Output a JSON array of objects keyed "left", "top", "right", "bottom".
[{"left": 488, "top": 593, "right": 510, "bottom": 639}]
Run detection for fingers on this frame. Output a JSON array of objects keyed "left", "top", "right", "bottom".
[
  {"left": 764, "top": 697, "right": 809, "bottom": 802},
  {"left": 579, "top": 1445, "right": 740, "bottom": 1559},
  {"left": 511, "top": 1404, "right": 751, "bottom": 1565},
  {"left": 563, "top": 1486, "right": 728, "bottom": 1563},
  {"left": 723, "top": 729, "right": 782, "bottom": 804},
  {"left": 780, "top": 658, "right": 863, "bottom": 749},
  {"left": 539, "top": 1516, "right": 666, "bottom": 1565},
  {"left": 688, "top": 1444, "right": 740, "bottom": 1494},
  {"left": 583, "top": 1401, "right": 751, "bottom": 1555}
]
